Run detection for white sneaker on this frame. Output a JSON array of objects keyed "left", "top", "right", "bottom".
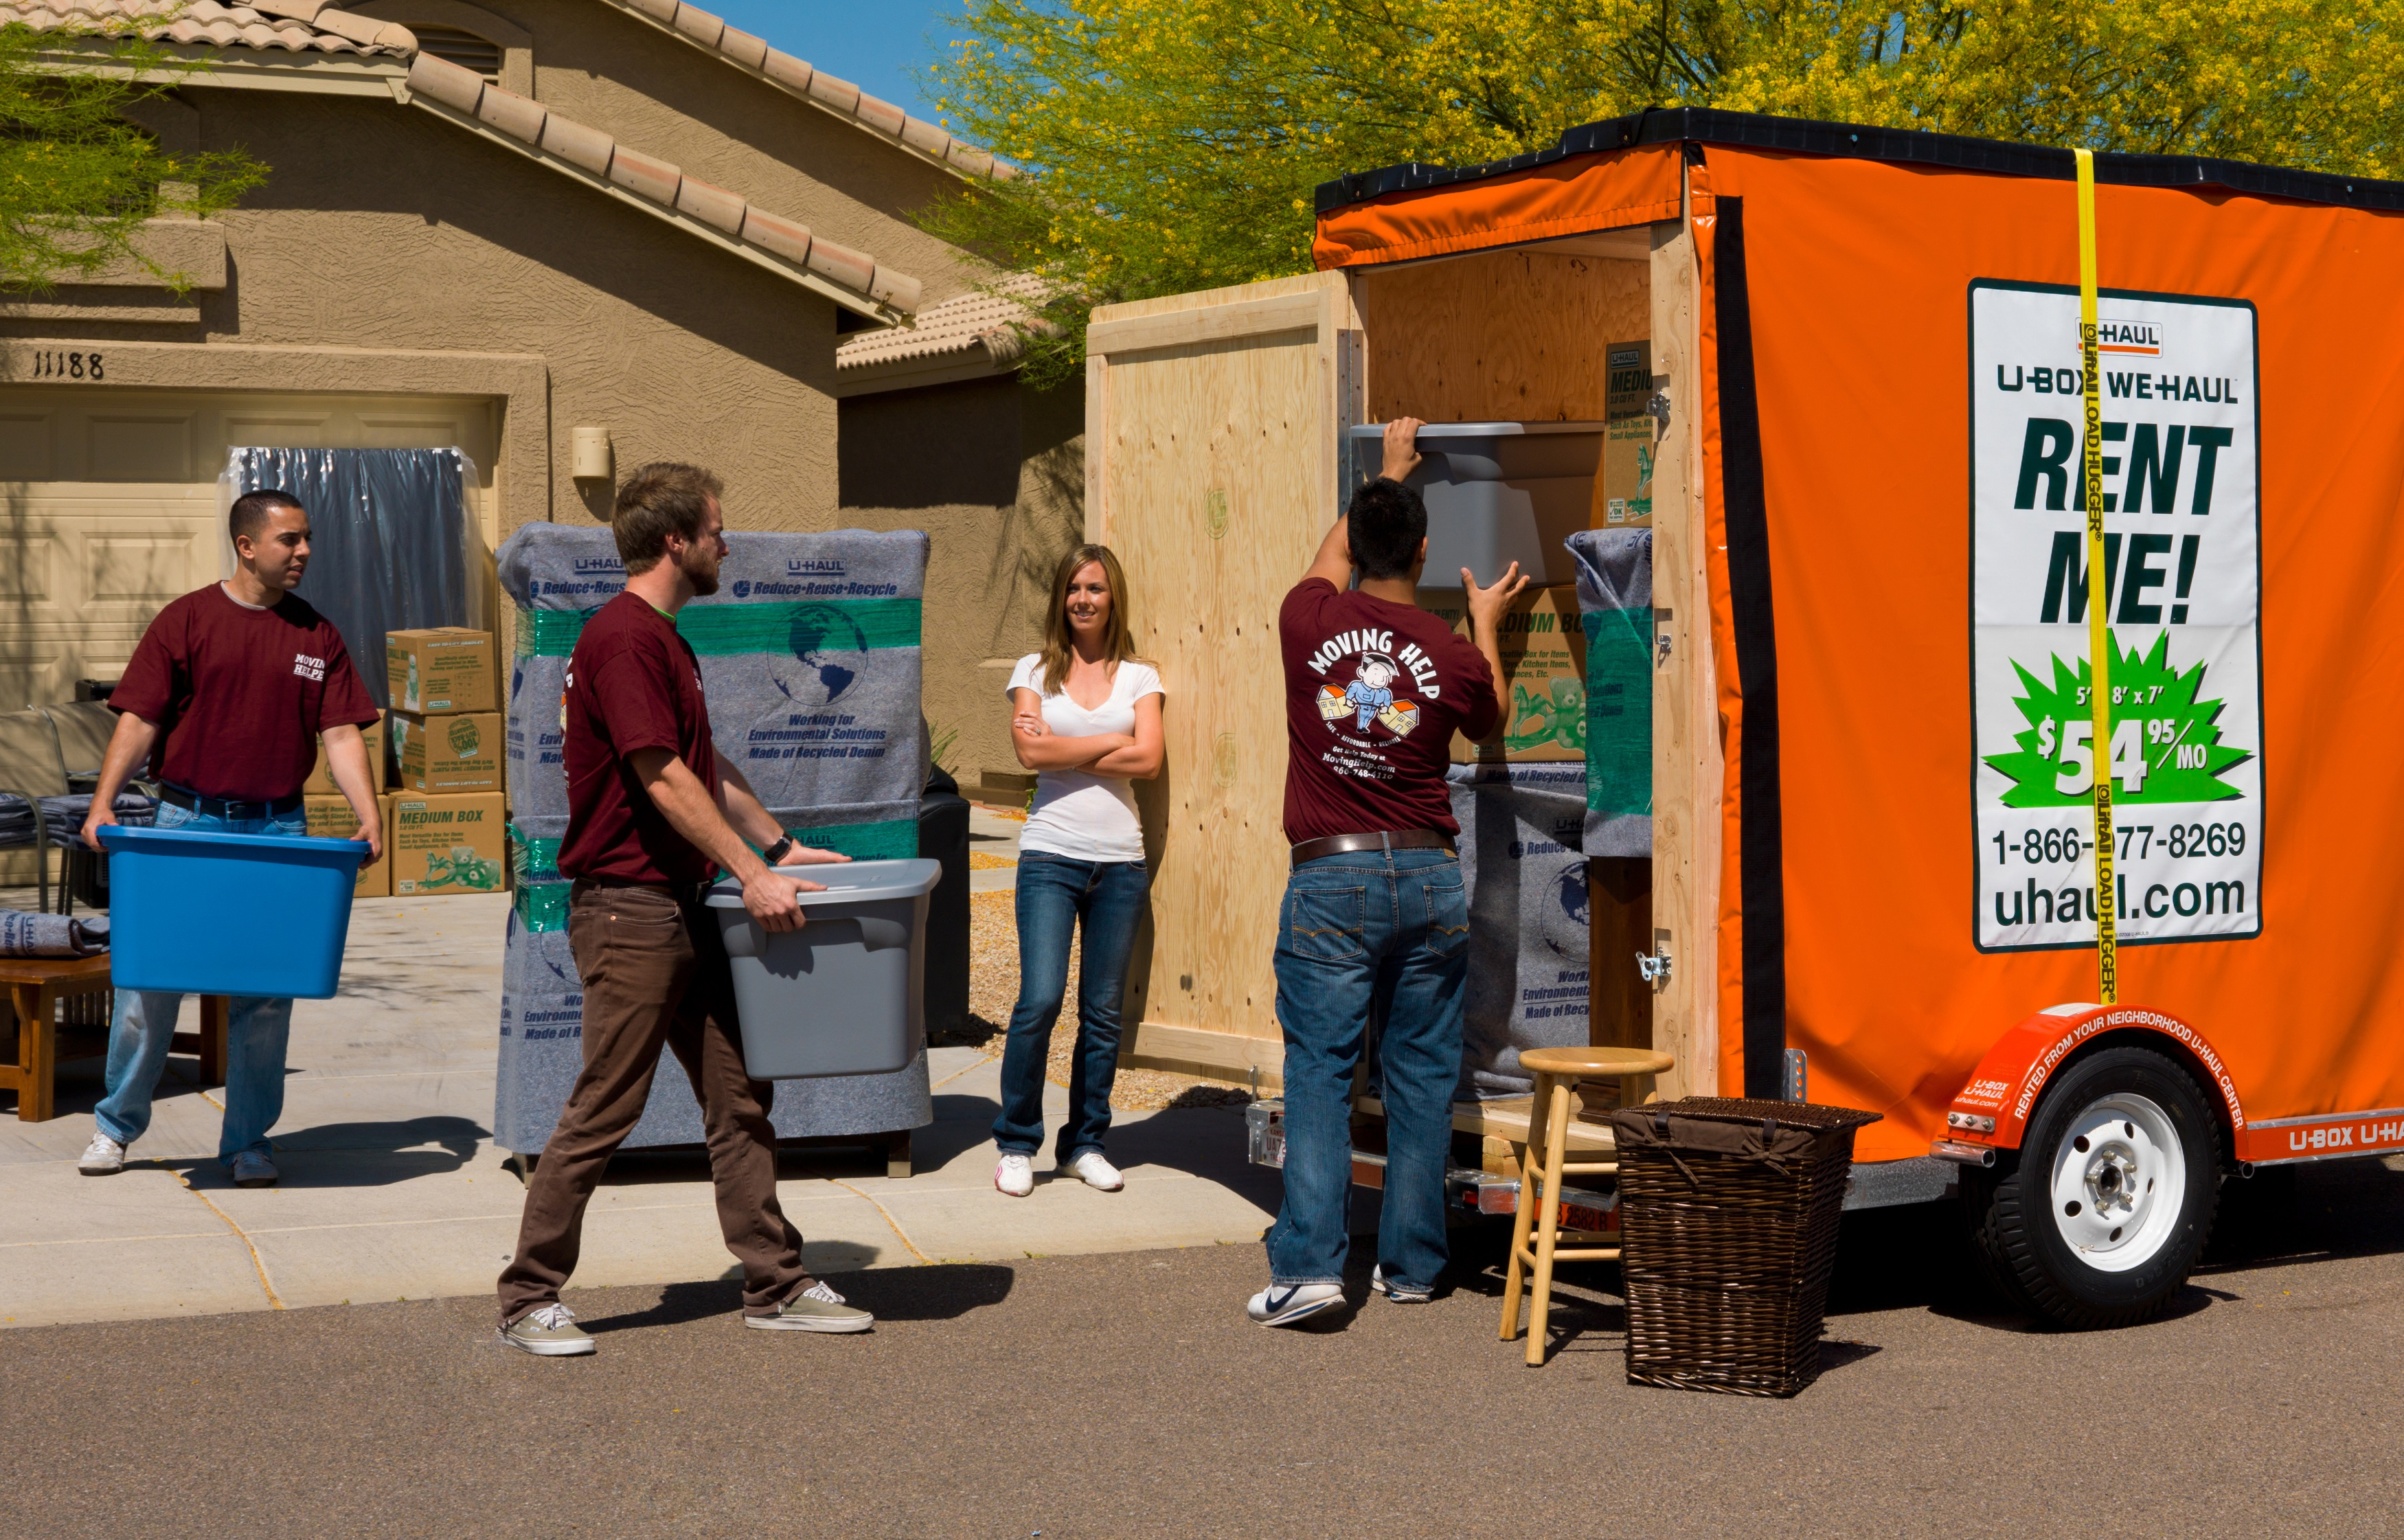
[
  {"left": 1371, "top": 1265, "right": 1431, "bottom": 1303},
  {"left": 1247, "top": 1282, "right": 1346, "bottom": 1327},
  {"left": 229, "top": 1149, "right": 278, "bottom": 1188},
  {"left": 995, "top": 1153, "right": 1034, "bottom": 1197},
  {"left": 1058, "top": 1150, "right": 1124, "bottom": 1191},
  {"left": 78, "top": 1132, "right": 126, "bottom": 1175}
]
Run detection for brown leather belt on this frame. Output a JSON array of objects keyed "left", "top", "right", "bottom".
[{"left": 1290, "top": 829, "right": 1458, "bottom": 868}]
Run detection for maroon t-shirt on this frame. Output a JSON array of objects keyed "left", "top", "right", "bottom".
[
  {"left": 1280, "top": 578, "right": 1499, "bottom": 843},
  {"left": 556, "top": 591, "right": 721, "bottom": 885},
  {"left": 111, "top": 585, "right": 379, "bottom": 802}
]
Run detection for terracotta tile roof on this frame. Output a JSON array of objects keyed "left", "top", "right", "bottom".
[
  {"left": 0, "top": 0, "right": 418, "bottom": 54},
  {"left": 591, "top": 0, "right": 1014, "bottom": 181},
  {"left": 837, "top": 273, "right": 1052, "bottom": 370},
  {"left": 406, "top": 51, "right": 922, "bottom": 313}
]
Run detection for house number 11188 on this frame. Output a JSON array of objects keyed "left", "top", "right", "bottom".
[{"left": 31, "top": 351, "right": 102, "bottom": 380}]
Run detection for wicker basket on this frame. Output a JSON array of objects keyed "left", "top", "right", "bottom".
[{"left": 1611, "top": 1097, "right": 1882, "bottom": 1397}]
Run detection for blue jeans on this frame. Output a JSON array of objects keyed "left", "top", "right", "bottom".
[
  {"left": 1267, "top": 848, "right": 1468, "bottom": 1293},
  {"left": 92, "top": 800, "right": 308, "bottom": 1161},
  {"left": 992, "top": 852, "right": 1150, "bottom": 1161}
]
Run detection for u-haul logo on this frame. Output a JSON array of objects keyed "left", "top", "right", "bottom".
[
  {"left": 788, "top": 559, "right": 845, "bottom": 576},
  {"left": 2096, "top": 319, "right": 2164, "bottom": 354},
  {"left": 2284, "top": 1118, "right": 2404, "bottom": 1153}
]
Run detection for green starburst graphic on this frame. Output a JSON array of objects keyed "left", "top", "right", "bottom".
[{"left": 1986, "top": 632, "right": 2250, "bottom": 808}]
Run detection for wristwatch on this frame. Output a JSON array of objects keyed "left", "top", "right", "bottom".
[{"left": 762, "top": 835, "right": 795, "bottom": 865}]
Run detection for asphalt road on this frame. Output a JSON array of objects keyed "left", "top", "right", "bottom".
[{"left": 8, "top": 1156, "right": 2401, "bottom": 1540}]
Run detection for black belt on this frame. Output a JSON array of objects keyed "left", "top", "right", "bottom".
[
  {"left": 158, "top": 783, "right": 304, "bottom": 821},
  {"left": 1291, "top": 830, "right": 1457, "bottom": 868}
]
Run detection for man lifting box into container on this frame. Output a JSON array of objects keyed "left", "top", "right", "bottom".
[
  {"left": 1249, "top": 418, "right": 1524, "bottom": 1326},
  {"left": 494, "top": 462, "right": 869, "bottom": 1357},
  {"left": 75, "top": 489, "right": 385, "bottom": 1189}
]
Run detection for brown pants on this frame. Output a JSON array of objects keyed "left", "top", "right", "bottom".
[{"left": 497, "top": 880, "right": 810, "bottom": 1325}]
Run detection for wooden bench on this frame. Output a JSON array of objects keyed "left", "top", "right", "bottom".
[{"left": 0, "top": 955, "right": 227, "bottom": 1122}]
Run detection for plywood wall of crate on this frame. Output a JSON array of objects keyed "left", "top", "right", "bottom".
[{"left": 1085, "top": 271, "right": 1362, "bottom": 1080}]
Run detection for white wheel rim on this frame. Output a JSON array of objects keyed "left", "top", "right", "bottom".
[{"left": 2047, "top": 1091, "right": 2185, "bottom": 1272}]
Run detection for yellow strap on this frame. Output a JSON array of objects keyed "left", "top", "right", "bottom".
[{"left": 2076, "top": 148, "right": 2119, "bottom": 1006}]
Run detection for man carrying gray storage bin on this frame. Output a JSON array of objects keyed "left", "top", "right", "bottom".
[{"left": 495, "top": 464, "right": 869, "bottom": 1357}]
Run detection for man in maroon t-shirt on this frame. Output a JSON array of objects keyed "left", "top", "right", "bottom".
[
  {"left": 74, "top": 488, "right": 385, "bottom": 1189},
  {"left": 1248, "top": 418, "right": 1526, "bottom": 1328},
  {"left": 495, "top": 462, "right": 869, "bottom": 1357}
]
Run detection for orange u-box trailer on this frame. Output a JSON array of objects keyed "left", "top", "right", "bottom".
[{"left": 1088, "top": 109, "right": 2404, "bottom": 1328}]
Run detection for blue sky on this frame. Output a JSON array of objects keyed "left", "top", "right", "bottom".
[{"left": 709, "top": 2, "right": 956, "bottom": 122}]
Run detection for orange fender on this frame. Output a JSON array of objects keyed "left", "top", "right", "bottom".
[{"left": 1938, "top": 1005, "right": 2246, "bottom": 1156}]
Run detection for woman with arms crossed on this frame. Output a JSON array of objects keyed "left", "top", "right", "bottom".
[{"left": 993, "top": 546, "right": 1164, "bottom": 1196}]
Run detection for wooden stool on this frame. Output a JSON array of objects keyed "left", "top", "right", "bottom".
[
  {"left": 0, "top": 960, "right": 227, "bottom": 1122},
  {"left": 1499, "top": 1045, "right": 1675, "bottom": 1366}
]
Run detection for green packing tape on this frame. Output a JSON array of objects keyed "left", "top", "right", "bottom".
[
  {"left": 508, "top": 819, "right": 916, "bottom": 927},
  {"left": 1584, "top": 604, "right": 1653, "bottom": 818},
  {"left": 514, "top": 879, "right": 569, "bottom": 933},
  {"left": 514, "top": 598, "right": 922, "bottom": 658},
  {"left": 784, "top": 817, "right": 918, "bottom": 861}
]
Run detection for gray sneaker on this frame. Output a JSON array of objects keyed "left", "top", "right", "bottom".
[
  {"left": 228, "top": 1149, "right": 278, "bottom": 1188},
  {"left": 499, "top": 1302, "right": 596, "bottom": 1357},
  {"left": 78, "top": 1132, "right": 127, "bottom": 1175},
  {"left": 745, "top": 1280, "right": 873, "bottom": 1333}
]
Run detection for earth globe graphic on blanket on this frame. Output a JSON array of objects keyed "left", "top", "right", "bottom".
[
  {"left": 1542, "top": 857, "right": 1590, "bottom": 960},
  {"left": 775, "top": 604, "right": 870, "bottom": 707}
]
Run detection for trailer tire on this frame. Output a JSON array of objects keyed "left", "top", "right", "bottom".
[{"left": 1959, "top": 1045, "right": 2221, "bottom": 1329}]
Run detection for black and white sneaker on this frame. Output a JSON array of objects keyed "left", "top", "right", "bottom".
[
  {"left": 1370, "top": 1265, "right": 1431, "bottom": 1303},
  {"left": 1246, "top": 1282, "right": 1345, "bottom": 1327}
]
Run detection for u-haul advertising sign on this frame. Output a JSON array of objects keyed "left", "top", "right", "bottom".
[{"left": 1970, "top": 282, "right": 2263, "bottom": 951}]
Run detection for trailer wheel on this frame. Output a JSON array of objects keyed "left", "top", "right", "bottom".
[{"left": 1961, "top": 1045, "right": 2221, "bottom": 1329}]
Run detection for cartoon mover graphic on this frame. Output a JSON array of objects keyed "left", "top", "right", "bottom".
[{"left": 1317, "top": 653, "right": 1421, "bottom": 739}]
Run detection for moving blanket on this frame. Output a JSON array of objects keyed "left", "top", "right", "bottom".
[
  {"left": 1566, "top": 528, "right": 1652, "bottom": 858},
  {"left": 491, "top": 524, "right": 933, "bottom": 1153},
  {"left": 496, "top": 525, "right": 927, "bottom": 857},
  {"left": 1448, "top": 762, "right": 1591, "bottom": 1100},
  {"left": 0, "top": 909, "right": 108, "bottom": 957}
]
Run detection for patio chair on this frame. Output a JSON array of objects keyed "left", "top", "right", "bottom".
[
  {"left": 0, "top": 708, "right": 67, "bottom": 912},
  {"left": 41, "top": 701, "right": 155, "bottom": 916}
]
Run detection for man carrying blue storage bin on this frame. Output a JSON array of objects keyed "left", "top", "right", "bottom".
[
  {"left": 75, "top": 489, "right": 385, "bottom": 1188},
  {"left": 493, "top": 462, "right": 869, "bottom": 1358}
]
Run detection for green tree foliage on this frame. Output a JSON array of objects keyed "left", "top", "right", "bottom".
[
  {"left": 922, "top": 0, "right": 2404, "bottom": 382},
  {"left": 0, "top": 19, "right": 267, "bottom": 292}
]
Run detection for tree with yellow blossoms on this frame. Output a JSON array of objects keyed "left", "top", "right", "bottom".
[{"left": 921, "top": 0, "right": 2404, "bottom": 383}]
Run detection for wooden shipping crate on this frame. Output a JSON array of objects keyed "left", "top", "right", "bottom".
[{"left": 1087, "top": 235, "right": 1703, "bottom": 1098}]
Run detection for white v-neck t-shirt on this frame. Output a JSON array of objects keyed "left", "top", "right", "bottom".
[{"left": 1008, "top": 653, "right": 1163, "bottom": 862}]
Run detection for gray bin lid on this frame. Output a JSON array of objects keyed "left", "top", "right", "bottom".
[{"left": 705, "top": 857, "right": 942, "bottom": 908}]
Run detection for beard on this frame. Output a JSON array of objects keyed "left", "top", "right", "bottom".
[{"left": 681, "top": 550, "right": 721, "bottom": 596}]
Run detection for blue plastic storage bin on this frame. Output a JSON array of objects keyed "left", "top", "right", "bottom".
[{"left": 97, "top": 824, "right": 367, "bottom": 997}]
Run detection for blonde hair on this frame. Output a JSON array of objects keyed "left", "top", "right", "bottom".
[{"left": 1037, "top": 545, "right": 1137, "bottom": 694}]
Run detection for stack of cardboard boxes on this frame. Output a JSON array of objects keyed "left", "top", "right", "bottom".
[{"left": 302, "top": 626, "right": 506, "bottom": 898}]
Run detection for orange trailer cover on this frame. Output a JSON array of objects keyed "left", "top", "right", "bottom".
[{"left": 1323, "top": 138, "right": 2404, "bottom": 1164}]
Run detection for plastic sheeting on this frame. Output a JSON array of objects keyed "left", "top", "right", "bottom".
[
  {"left": 219, "top": 448, "right": 484, "bottom": 708},
  {"left": 1567, "top": 528, "right": 1652, "bottom": 857}
]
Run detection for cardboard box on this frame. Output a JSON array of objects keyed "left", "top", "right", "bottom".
[
  {"left": 386, "top": 628, "right": 497, "bottom": 714},
  {"left": 302, "top": 717, "right": 386, "bottom": 797},
  {"left": 384, "top": 792, "right": 507, "bottom": 898},
  {"left": 304, "top": 793, "right": 389, "bottom": 898},
  {"left": 1604, "top": 339, "right": 1653, "bottom": 420},
  {"left": 392, "top": 710, "right": 503, "bottom": 792},
  {"left": 1598, "top": 417, "right": 1655, "bottom": 528},
  {"left": 1418, "top": 584, "right": 1589, "bottom": 762}
]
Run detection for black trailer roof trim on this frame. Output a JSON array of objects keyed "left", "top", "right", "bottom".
[{"left": 1313, "top": 107, "right": 2404, "bottom": 217}]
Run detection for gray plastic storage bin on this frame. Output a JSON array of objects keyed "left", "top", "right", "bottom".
[
  {"left": 706, "top": 858, "right": 943, "bottom": 1079},
  {"left": 1347, "top": 420, "right": 1605, "bottom": 589}
]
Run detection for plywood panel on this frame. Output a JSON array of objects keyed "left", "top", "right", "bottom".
[
  {"left": 1089, "top": 271, "right": 1354, "bottom": 1054},
  {"left": 1648, "top": 203, "right": 1722, "bottom": 1100},
  {"left": 1354, "top": 249, "right": 1649, "bottom": 423}
]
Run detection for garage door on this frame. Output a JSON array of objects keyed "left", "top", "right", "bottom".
[{"left": 0, "top": 387, "right": 500, "bottom": 709}]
